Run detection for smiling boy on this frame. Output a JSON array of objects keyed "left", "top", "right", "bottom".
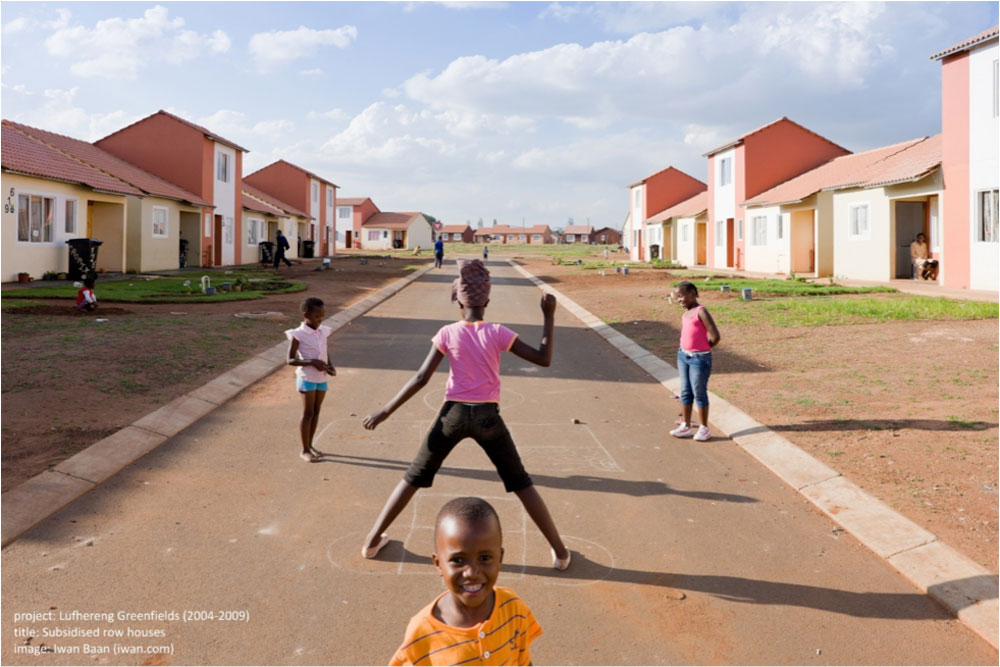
[{"left": 389, "top": 497, "right": 542, "bottom": 666}]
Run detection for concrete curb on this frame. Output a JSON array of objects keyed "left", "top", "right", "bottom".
[
  {"left": 0, "top": 263, "right": 436, "bottom": 548},
  {"left": 510, "top": 259, "right": 999, "bottom": 649}
]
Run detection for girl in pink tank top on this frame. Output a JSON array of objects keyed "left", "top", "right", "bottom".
[{"left": 671, "top": 281, "right": 721, "bottom": 442}]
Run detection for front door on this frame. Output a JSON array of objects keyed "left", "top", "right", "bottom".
[
  {"left": 726, "top": 218, "right": 735, "bottom": 267},
  {"left": 213, "top": 215, "right": 223, "bottom": 265}
]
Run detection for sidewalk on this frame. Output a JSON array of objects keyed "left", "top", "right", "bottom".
[{"left": 1, "top": 259, "right": 995, "bottom": 665}]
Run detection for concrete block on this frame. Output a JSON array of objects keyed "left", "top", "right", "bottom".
[
  {"left": 53, "top": 427, "right": 167, "bottom": 484},
  {"left": 1, "top": 472, "right": 94, "bottom": 546},
  {"left": 131, "top": 396, "right": 218, "bottom": 438}
]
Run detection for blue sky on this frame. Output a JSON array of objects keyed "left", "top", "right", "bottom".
[{"left": 2, "top": 1, "right": 995, "bottom": 230}]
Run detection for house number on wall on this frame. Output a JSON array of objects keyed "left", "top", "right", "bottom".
[{"left": 4, "top": 188, "right": 14, "bottom": 214}]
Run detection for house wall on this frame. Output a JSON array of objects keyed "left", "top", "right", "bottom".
[
  {"left": 744, "top": 205, "right": 787, "bottom": 274},
  {"left": 90, "top": 200, "right": 126, "bottom": 273},
  {"left": 0, "top": 174, "right": 125, "bottom": 281},
  {"left": 243, "top": 214, "right": 266, "bottom": 266},
  {"left": 335, "top": 205, "right": 354, "bottom": 248},
  {"left": 629, "top": 184, "right": 644, "bottom": 261},
  {"left": 675, "top": 215, "right": 701, "bottom": 266},
  {"left": 940, "top": 52, "right": 971, "bottom": 288},
  {"left": 214, "top": 143, "right": 237, "bottom": 266},
  {"left": 407, "top": 217, "right": 433, "bottom": 249},
  {"left": 128, "top": 197, "right": 198, "bottom": 272},
  {"left": 711, "top": 148, "right": 736, "bottom": 268},
  {"left": 324, "top": 184, "right": 336, "bottom": 256},
  {"left": 244, "top": 163, "right": 308, "bottom": 211},
  {"left": 833, "top": 187, "right": 891, "bottom": 281},
  {"left": 969, "top": 40, "right": 999, "bottom": 290},
  {"left": 363, "top": 227, "right": 392, "bottom": 250}
]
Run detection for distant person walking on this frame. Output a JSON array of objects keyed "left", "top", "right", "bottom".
[
  {"left": 274, "top": 230, "right": 293, "bottom": 269},
  {"left": 483, "top": 245, "right": 489, "bottom": 261},
  {"left": 434, "top": 238, "right": 445, "bottom": 269}
]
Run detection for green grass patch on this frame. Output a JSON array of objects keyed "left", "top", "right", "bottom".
[
  {"left": 710, "top": 295, "right": 998, "bottom": 327},
  {"left": 2, "top": 271, "right": 305, "bottom": 303},
  {"left": 0, "top": 299, "right": 44, "bottom": 308},
  {"left": 687, "top": 276, "right": 897, "bottom": 296}
]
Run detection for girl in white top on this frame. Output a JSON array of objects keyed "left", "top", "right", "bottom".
[{"left": 286, "top": 297, "right": 336, "bottom": 462}]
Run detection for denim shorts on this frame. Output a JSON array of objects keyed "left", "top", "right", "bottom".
[
  {"left": 297, "top": 378, "right": 329, "bottom": 393},
  {"left": 405, "top": 401, "right": 532, "bottom": 492},
  {"left": 677, "top": 348, "right": 712, "bottom": 408}
]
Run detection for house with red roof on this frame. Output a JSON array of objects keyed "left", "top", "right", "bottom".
[
  {"left": 361, "top": 212, "right": 433, "bottom": 250},
  {"left": 473, "top": 224, "right": 552, "bottom": 244},
  {"left": 335, "top": 197, "right": 380, "bottom": 249},
  {"left": 932, "top": 26, "right": 998, "bottom": 291},
  {"left": 2, "top": 119, "right": 213, "bottom": 279},
  {"left": 438, "top": 224, "right": 474, "bottom": 243},
  {"left": 95, "top": 110, "right": 247, "bottom": 268},
  {"left": 592, "top": 226, "right": 622, "bottom": 246},
  {"left": 626, "top": 166, "right": 706, "bottom": 261},
  {"left": 243, "top": 160, "right": 338, "bottom": 259},
  {"left": 744, "top": 135, "right": 942, "bottom": 280},
  {"left": 703, "top": 117, "right": 851, "bottom": 272},
  {"left": 242, "top": 183, "right": 312, "bottom": 263},
  {"left": 563, "top": 224, "right": 594, "bottom": 244},
  {"left": 647, "top": 191, "right": 708, "bottom": 266}
]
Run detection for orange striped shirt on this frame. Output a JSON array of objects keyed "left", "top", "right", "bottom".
[{"left": 390, "top": 586, "right": 542, "bottom": 666}]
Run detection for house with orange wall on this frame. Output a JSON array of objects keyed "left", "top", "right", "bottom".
[
  {"left": 931, "top": 26, "right": 998, "bottom": 291},
  {"left": 244, "top": 160, "right": 338, "bottom": 259},
  {"left": 335, "top": 197, "right": 380, "bottom": 249},
  {"left": 242, "top": 183, "right": 312, "bottom": 263},
  {"left": 438, "top": 224, "right": 474, "bottom": 243},
  {"left": 95, "top": 110, "right": 247, "bottom": 268},
  {"left": 744, "top": 135, "right": 941, "bottom": 280},
  {"left": 626, "top": 166, "right": 706, "bottom": 262},
  {"left": 702, "top": 117, "right": 851, "bottom": 272}
]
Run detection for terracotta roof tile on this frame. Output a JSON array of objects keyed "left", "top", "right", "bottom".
[
  {"left": 362, "top": 212, "right": 426, "bottom": 230},
  {"left": 2, "top": 122, "right": 143, "bottom": 197},
  {"left": 744, "top": 135, "right": 941, "bottom": 207},
  {"left": 6, "top": 119, "right": 211, "bottom": 207},
  {"left": 647, "top": 191, "right": 708, "bottom": 223},
  {"left": 336, "top": 197, "right": 371, "bottom": 206},
  {"left": 930, "top": 25, "right": 999, "bottom": 60},
  {"left": 440, "top": 225, "right": 472, "bottom": 233},
  {"left": 242, "top": 183, "right": 310, "bottom": 219},
  {"left": 564, "top": 225, "right": 594, "bottom": 235}
]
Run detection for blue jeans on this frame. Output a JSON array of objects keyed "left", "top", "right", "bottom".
[{"left": 677, "top": 349, "right": 712, "bottom": 408}]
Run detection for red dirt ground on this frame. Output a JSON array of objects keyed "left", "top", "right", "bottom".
[{"left": 517, "top": 258, "right": 999, "bottom": 572}]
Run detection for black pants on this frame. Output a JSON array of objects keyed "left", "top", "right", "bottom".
[
  {"left": 404, "top": 402, "right": 532, "bottom": 492},
  {"left": 274, "top": 248, "right": 292, "bottom": 268}
]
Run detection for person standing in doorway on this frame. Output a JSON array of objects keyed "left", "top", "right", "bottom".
[{"left": 274, "top": 229, "right": 293, "bottom": 269}]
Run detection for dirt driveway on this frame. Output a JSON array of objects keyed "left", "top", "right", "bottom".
[
  {"left": 1, "top": 255, "right": 430, "bottom": 493},
  {"left": 516, "top": 258, "right": 999, "bottom": 572}
]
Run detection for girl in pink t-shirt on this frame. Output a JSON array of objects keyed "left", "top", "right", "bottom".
[
  {"left": 670, "top": 281, "right": 721, "bottom": 442},
  {"left": 361, "top": 260, "right": 571, "bottom": 571}
]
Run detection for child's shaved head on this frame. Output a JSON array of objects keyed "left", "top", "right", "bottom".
[{"left": 434, "top": 497, "right": 502, "bottom": 543}]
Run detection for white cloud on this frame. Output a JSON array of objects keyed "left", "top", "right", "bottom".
[
  {"left": 248, "top": 25, "right": 357, "bottom": 72},
  {"left": 196, "top": 110, "right": 296, "bottom": 143},
  {"left": 3, "top": 16, "right": 30, "bottom": 34},
  {"left": 7, "top": 86, "right": 140, "bottom": 141},
  {"left": 299, "top": 68, "right": 325, "bottom": 78},
  {"left": 307, "top": 108, "right": 349, "bottom": 122},
  {"left": 43, "top": 6, "right": 230, "bottom": 80}
]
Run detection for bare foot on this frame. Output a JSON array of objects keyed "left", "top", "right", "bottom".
[
  {"left": 309, "top": 446, "right": 324, "bottom": 458},
  {"left": 300, "top": 451, "right": 320, "bottom": 462}
]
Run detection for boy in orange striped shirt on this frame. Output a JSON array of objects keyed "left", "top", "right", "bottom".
[{"left": 390, "top": 497, "right": 542, "bottom": 666}]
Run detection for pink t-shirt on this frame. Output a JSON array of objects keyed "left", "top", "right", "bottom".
[
  {"left": 285, "top": 322, "right": 333, "bottom": 382},
  {"left": 680, "top": 305, "right": 711, "bottom": 352},
  {"left": 432, "top": 321, "right": 518, "bottom": 403}
]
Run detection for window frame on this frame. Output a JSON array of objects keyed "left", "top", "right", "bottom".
[
  {"left": 338, "top": 206, "right": 352, "bottom": 220},
  {"left": 681, "top": 223, "right": 689, "bottom": 243},
  {"left": 776, "top": 214, "right": 784, "bottom": 241},
  {"left": 216, "top": 152, "right": 229, "bottom": 183},
  {"left": 719, "top": 157, "right": 732, "bottom": 187},
  {"left": 977, "top": 189, "right": 999, "bottom": 243},
  {"left": 715, "top": 220, "right": 724, "bottom": 247},
  {"left": 151, "top": 205, "right": 169, "bottom": 238},
  {"left": 64, "top": 199, "right": 78, "bottom": 235},
  {"left": 247, "top": 217, "right": 263, "bottom": 245},
  {"left": 751, "top": 215, "right": 767, "bottom": 246},
  {"left": 848, "top": 203, "right": 871, "bottom": 240},
  {"left": 17, "top": 192, "right": 55, "bottom": 244}
]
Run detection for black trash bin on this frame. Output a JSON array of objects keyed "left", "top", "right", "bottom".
[
  {"left": 259, "top": 241, "right": 275, "bottom": 265},
  {"left": 179, "top": 238, "right": 190, "bottom": 268},
  {"left": 301, "top": 240, "right": 315, "bottom": 259},
  {"left": 66, "top": 238, "right": 103, "bottom": 281}
]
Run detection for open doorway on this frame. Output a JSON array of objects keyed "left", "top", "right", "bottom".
[
  {"left": 179, "top": 211, "right": 201, "bottom": 268},
  {"left": 895, "top": 201, "right": 926, "bottom": 278}
]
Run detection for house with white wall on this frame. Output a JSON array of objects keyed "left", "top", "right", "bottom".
[
  {"left": 335, "top": 197, "right": 380, "bottom": 249},
  {"left": 626, "top": 166, "right": 705, "bottom": 262},
  {"left": 242, "top": 183, "right": 312, "bottom": 263},
  {"left": 361, "top": 212, "right": 433, "bottom": 250},
  {"left": 648, "top": 191, "right": 708, "bottom": 266},
  {"left": 244, "top": 160, "right": 338, "bottom": 258},
  {"left": 932, "top": 26, "right": 999, "bottom": 291}
]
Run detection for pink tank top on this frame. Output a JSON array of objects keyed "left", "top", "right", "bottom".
[{"left": 680, "top": 305, "right": 711, "bottom": 352}]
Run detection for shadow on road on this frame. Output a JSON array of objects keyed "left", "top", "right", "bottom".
[{"left": 316, "top": 452, "right": 758, "bottom": 503}]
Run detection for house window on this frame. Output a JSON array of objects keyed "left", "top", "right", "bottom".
[
  {"left": 216, "top": 153, "right": 229, "bottom": 183},
  {"left": 581, "top": 235, "right": 588, "bottom": 243},
  {"left": 567, "top": 234, "right": 575, "bottom": 242},
  {"left": 776, "top": 214, "right": 784, "bottom": 240},
  {"left": 338, "top": 207, "right": 352, "bottom": 219},
  {"left": 223, "top": 216, "right": 234, "bottom": 244},
  {"left": 152, "top": 206, "right": 169, "bottom": 238},
  {"left": 65, "top": 199, "right": 77, "bottom": 234},
  {"left": 633, "top": 189, "right": 641, "bottom": 209},
  {"left": 978, "top": 189, "right": 999, "bottom": 243},
  {"left": 519, "top": 234, "right": 526, "bottom": 242},
  {"left": 442, "top": 233, "right": 450, "bottom": 240},
  {"left": 327, "top": 186, "right": 334, "bottom": 203},
  {"left": 719, "top": 157, "right": 732, "bottom": 187},
  {"left": 751, "top": 215, "right": 767, "bottom": 245},
  {"left": 849, "top": 203, "right": 870, "bottom": 239},
  {"left": 312, "top": 183, "right": 319, "bottom": 203},
  {"left": 382, "top": 230, "right": 388, "bottom": 239},
  {"left": 247, "top": 218, "right": 262, "bottom": 245},
  {"left": 736, "top": 219, "right": 743, "bottom": 241},
  {"left": 681, "top": 224, "right": 689, "bottom": 243},
  {"left": 715, "top": 220, "right": 724, "bottom": 246},
  {"left": 17, "top": 194, "right": 53, "bottom": 243},
  {"left": 368, "top": 230, "right": 380, "bottom": 241},
  {"left": 993, "top": 59, "right": 999, "bottom": 118},
  {"left": 204, "top": 212, "right": 212, "bottom": 236},
  {"left": 533, "top": 234, "right": 541, "bottom": 242}
]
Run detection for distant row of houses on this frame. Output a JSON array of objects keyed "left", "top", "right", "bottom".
[
  {"left": 625, "top": 26, "right": 998, "bottom": 291},
  {"left": 1, "top": 110, "right": 436, "bottom": 281},
  {"left": 434, "top": 223, "right": 622, "bottom": 246}
]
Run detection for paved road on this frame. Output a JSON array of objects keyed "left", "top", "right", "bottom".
[{"left": 1, "top": 259, "right": 995, "bottom": 665}]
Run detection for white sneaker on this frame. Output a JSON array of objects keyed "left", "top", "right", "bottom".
[
  {"left": 693, "top": 425, "right": 711, "bottom": 441},
  {"left": 670, "top": 423, "right": 694, "bottom": 438}
]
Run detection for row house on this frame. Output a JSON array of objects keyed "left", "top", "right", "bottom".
[
  {"left": 243, "top": 160, "right": 338, "bottom": 258},
  {"left": 474, "top": 225, "right": 553, "bottom": 244},
  {"left": 335, "top": 197, "right": 380, "bottom": 249},
  {"left": 2, "top": 119, "right": 211, "bottom": 280},
  {"left": 438, "top": 224, "right": 474, "bottom": 243},
  {"left": 627, "top": 166, "right": 706, "bottom": 262},
  {"left": 592, "top": 226, "right": 622, "bottom": 246},
  {"left": 647, "top": 191, "right": 708, "bottom": 266},
  {"left": 932, "top": 26, "right": 999, "bottom": 290},
  {"left": 743, "top": 135, "right": 942, "bottom": 280},
  {"left": 361, "top": 212, "right": 433, "bottom": 250},
  {"left": 242, "top": 183, "right": 312, "bottom": 262},
  {"left": 563, "top": 225, "right": 594, "bottom": 243},
  {"left": 96, "top": 110, "right": 247, "bottom": 268}
]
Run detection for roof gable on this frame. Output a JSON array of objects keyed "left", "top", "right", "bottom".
[
  {"left": 930, "top": 25, "right": 998, "bottom": 60},
  {"left": 703, "top": 116, "right": 849, "bottom": 157},
  {"left": 242, "top": 183, "right": 310, "bottom": 218},
  {"left": 99, "top": 110, "right": 249, "bottom": 153}
]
